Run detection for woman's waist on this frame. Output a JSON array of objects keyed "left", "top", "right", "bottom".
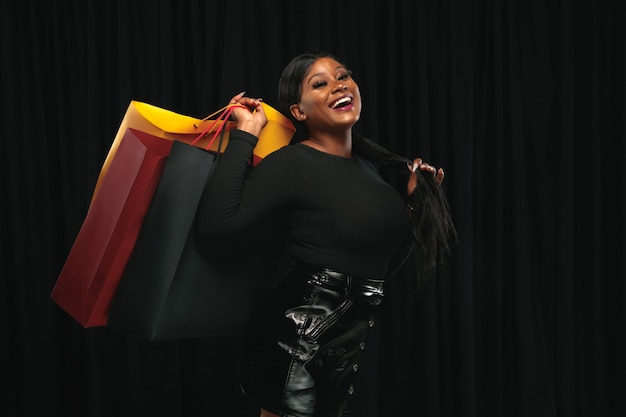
[{"left": 287, "top": 260, "right": 384, "bottom": 302}]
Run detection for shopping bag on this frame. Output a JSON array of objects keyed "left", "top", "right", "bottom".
[
  {"left": 52, "top": 102, "right": 292, "bottom": 330},
  {"left": 108, "top": 140, "right": 275, "bottom": 340},
  {"left": 51, "top": 128, "right": 173, "bottom": 327},
  {"left": 92, "top": 100, "right": 295, "bottom": 203}
]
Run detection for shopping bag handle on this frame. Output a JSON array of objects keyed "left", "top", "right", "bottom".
[{"left": 191, "top": 104, "right": 247, "bottom": 152}]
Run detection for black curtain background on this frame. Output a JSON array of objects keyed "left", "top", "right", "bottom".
[{"left": 2, "top": 1, "right": 624, "bottom": 416}]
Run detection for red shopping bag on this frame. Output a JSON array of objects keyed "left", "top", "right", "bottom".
[{"left": 51, "top": 128, "right": 173, "bottom": 327}]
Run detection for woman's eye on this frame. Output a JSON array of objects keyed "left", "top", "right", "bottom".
[
  {"left": 312, "top": 81, "right": 327, "bottom": 89},
  {"left": 339, "top": 70, "right": 353, "bottom": 80}
]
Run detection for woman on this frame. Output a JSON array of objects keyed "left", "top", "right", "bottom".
[{"left": 198, "top": 52, "right": 456, "bottom": 417}]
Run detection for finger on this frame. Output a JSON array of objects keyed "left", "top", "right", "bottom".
[
  {"left": 407, "top": 171, "right": 418, "bottom": 195},
  {"left": 410, "top": 158, "right": 423, "bottom": 172},
  {"left": 255, "top": 102, "right": 266, "bottom": 114},
  {"left": 419, "top": 163, "right": 437, "bottom": 174},
  {"left": 237, "top": 97, "right": 264, "bottom": 111},
  {"left": 436, "top": 168, "right": 445, "bottom": 184},
  {"left": 230, "top": 91, "right": 246, "bottom": 104}
]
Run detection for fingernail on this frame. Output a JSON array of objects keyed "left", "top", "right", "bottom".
[{"left": 238, "top": 91, "right": 246, "bottom": 96}]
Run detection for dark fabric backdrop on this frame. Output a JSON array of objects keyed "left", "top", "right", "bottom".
[{"left": 1, "top": 1, "right": 624, "bottom": 416}]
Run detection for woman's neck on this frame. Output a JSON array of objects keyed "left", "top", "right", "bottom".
[{"left": 301, "top": 132, "right": 352, "bottom": 158}]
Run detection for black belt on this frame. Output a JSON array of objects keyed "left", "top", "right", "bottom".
[{"left": 289, "top": 260, "right": 384, "bottom": 305}]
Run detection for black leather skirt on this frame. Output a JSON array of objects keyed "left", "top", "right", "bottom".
[{"left": 240, "top": 260, "right": 384, "bottom": 417}]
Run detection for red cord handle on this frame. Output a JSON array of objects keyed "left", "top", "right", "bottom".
[{"left": 191, "top": 104, "right": 247, "bottom": 151}]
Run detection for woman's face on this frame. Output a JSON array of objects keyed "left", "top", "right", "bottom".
[{"left": 290, "top": 57, "right": 362, "bottom": 132}]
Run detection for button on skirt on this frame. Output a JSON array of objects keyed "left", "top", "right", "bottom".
[{"left": 240, "top": 261, "right": 384, "bottom": 417}]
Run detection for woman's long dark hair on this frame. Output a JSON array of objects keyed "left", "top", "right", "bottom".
[
  {"left": 278, "top": 52, "right": 457, "bottom": 292},
  {"left": 352, "top": 134, "right": 458, "bottom": 292}
]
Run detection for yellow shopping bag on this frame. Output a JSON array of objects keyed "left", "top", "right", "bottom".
[{"left": 92, "top": 101, "right": 295, "bottom": 203}]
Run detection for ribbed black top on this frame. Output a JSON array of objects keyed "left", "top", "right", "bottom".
[{"left": 198, "top": 129, "right": 411, "bottom": 279}]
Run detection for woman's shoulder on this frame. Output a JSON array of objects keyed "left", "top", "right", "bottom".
[
  {"left": 251, "top": 142, "right": 311, "bottom": 175},
  {"left": 258, "top": 142, "right": 314, "bottom": 165}
]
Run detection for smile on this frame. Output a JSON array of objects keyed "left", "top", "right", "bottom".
[{"left": 330, "top": 96, "right": 353, "bottom": 109}]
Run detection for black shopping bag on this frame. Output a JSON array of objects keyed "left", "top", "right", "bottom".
[{"left": 108, "top": 140, "right": 274, "bottom": 341}]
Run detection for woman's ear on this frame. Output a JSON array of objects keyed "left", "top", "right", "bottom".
[{"left": 290, "top": 104, "right": 306, "bottom": 121}]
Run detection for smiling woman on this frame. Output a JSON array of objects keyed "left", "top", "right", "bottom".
[{"left": 196, "top": 51, "right": 456, "bottom": 417}]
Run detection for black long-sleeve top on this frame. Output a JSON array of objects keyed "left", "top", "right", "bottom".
[{"left": 197, "top": 129, "right": 411, "bottom": 280}]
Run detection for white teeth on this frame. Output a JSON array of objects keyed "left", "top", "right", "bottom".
[{"left": 331, "top": 97, "right": 352, "bottom": 109}]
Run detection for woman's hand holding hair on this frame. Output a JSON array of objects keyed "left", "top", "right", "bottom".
[
  {"left": 407, "top": 157, "right": 445, "bottom": 195},
  {"left": 404, "top": 156, "right": 456, "bottom": 288},
  {"left": 229, "top": 91, "right": 268, "bottom": 137}
]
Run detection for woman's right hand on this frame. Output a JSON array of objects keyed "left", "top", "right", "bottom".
[{"left": 229, "top": 91, "right": 268, "bottom": 137}]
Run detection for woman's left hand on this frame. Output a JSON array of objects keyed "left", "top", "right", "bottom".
[{"left": 407, "top": 158, "right": 445, "bottom": 195}]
